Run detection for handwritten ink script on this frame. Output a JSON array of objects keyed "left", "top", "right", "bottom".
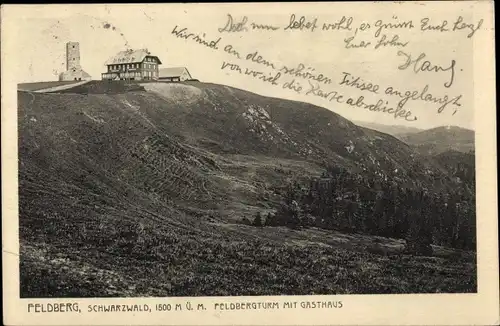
[
  {"left": 397, "top": 51, "right": 457, "bottom": 88},
  {"left": 218, "top": 14, "right": 280, "bottom": 32},
  {"left": 170, "top": 12, "right": 483, "bottom": 122}
]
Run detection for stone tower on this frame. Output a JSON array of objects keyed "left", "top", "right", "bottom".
[
  {"left": 66, "top": 42, "right": 81, "bottom": 71},
  {"left": 59, "top": 41, "right": 91, "bottom": 81}
]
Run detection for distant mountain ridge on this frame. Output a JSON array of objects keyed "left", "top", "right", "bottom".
[
  {"left": 353, "top": 121, "right": 423, "bottom": 137},
  {"left": 354, "top": 121, "right": 474, "bottom": 156},
  {"left": 401, "top": 126, "right": 475, "bottom": 155}
]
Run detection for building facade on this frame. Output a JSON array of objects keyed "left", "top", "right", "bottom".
[
  {"left": 101, "top": 49, "right": 162, "bottom": 81},
  {"left": 158, "top": 67, "right": 193, "bottom": 82},
  {"left": 59, "top": 42, "right": 92, "bottom": 81}
]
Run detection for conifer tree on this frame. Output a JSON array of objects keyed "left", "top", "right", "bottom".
[{"left": 252, "top": 212, "right": 263, "bottom": 227}]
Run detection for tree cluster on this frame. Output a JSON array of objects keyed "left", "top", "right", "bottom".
[{"left": 259, "top": 167, "right": 476, "bottom": 254}]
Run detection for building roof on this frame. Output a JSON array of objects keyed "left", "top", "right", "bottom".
[
  {"left": 59, "top": 69, "right": 91, "bottom": 78},
  {"left": 105, "top": 49, "right": 162, "bottom": 65},
  {"left": 159, "top": 67, "right": 192, "bottom": 78}
]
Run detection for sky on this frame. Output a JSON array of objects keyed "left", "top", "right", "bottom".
[{"left": 4, "top": 3, "right": 484, "bottom": 129}]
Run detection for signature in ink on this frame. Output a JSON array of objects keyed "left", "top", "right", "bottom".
[{"left": 397, "top": 51, "right": 457, "bottom": 88}]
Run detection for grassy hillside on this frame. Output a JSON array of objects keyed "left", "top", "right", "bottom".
[{"left": 18, "top": 82, "right": 476, "bottom": 297}]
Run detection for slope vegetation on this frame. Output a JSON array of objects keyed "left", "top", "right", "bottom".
[{"left": 18, "top": 82, "right": 476, "bottom": 297}]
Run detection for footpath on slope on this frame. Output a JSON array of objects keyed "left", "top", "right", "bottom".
[{"left": 33, "top": 80, "right": 92, "bottom": 93}]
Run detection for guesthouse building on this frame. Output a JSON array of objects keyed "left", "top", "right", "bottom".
[
  {"left": 101, "top": 49, "right": 162, "bottom": 81},
  {"left": 158, "top": 67, "right": 192, "bottom": 82}
]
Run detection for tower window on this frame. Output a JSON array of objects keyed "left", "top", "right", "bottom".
[{"left": 72, "top": 45, "right": 75, "bottom": 48}]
